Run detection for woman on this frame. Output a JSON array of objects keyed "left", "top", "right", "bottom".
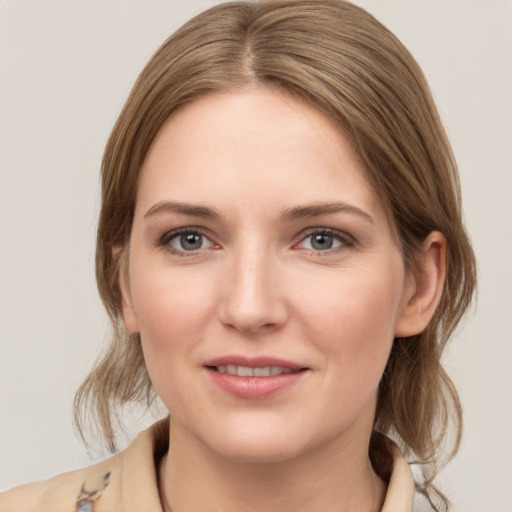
[{"left": 0, "top": 1, "right": 476, "bottom": 511}]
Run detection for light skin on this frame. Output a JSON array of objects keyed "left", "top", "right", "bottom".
[{"left": 120, "top": 87, "right": 446, "bottom": 512}]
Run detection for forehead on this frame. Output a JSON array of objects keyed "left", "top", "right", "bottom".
[{"left": 136, "top": 87, "right": 383, "bottom": 222}]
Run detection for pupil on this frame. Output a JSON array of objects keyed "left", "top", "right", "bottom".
[
  {"left": 312, "top": 234, "right": 333, "bottom": 250},
  {"left": 181, "top": 233, "right": 202, "bottom": 250}
]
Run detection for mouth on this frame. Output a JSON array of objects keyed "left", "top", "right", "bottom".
[
  {"left": 209, "top": 365, "right": 303, "bottom": 377},
  {"left": 203, "top": 356, "right": 308, "bottom": 399}
]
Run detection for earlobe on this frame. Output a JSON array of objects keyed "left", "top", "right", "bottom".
[
  {"left": 117, "top": 246, "right": 140, "bottom": 334},
  {"left": 394, "top": 231, "right": 446, "bottom": 338}
]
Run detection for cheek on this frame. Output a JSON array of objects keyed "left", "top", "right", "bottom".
[
  {"left": 128, "top": 256, "right": 217, "bottom": 386},
  {"left": 130, "top": 251, "right": 213, "bottom": 337},
  {"left": 298, "top": 265, "right": 404, "bottom": 384}
]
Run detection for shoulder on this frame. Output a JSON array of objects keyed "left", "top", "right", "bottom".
[
  {"left": 0, "top": 456, "right": 116, "bottom": 512},
  {"left": 0, "top": 419, "right": 169, "bottom": 512}
]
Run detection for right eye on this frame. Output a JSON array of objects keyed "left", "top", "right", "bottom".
[{"left": 162, "top": 229, "right": 215, "bottom": 255}]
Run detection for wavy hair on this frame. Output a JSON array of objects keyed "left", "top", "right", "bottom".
[{"left": 74, "top": 1, "right": 477, "bottom": 510}]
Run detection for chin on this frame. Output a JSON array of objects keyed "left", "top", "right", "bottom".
[
  {"left": 213, "top": 439, "right": 304, "bottom": 465},
  {"left": 199, "top": 421, "right": 318, "bottom": 465}
]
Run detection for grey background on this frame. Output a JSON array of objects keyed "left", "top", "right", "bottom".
[{"left": 1, "top": 1, "right": 511, "bottom": 511}]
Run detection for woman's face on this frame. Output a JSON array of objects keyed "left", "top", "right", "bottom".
[{"left": 122, "top": 88, "right": 416, "bottom": 463}]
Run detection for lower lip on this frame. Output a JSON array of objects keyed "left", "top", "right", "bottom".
[{"left": 206, "top": 368, "right": 306, "bottom": 399}]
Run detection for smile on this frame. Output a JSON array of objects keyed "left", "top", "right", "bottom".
[
  {"left": 204, "top": 357, "right": 308, "bottom": 399},
  {"left": 214, "top": 365, "right": 300, "bottom": 377}
]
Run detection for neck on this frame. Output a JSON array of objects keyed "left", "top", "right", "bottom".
[{"left": 159, "top": 420, "right": 386, "bottom": 512}]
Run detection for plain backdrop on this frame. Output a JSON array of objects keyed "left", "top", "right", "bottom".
[{"left": 1, "top": 1, "right": 511, "bottom": 511}]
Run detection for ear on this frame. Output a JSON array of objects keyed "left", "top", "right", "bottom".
[
  {"left": 116, "top": 246, "right": 140, "bottom": 334},
  {"left": 394, "top": 231, "right": 446, "bottom": 337}
]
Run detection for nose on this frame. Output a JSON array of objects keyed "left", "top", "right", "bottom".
[{"left": 217, "top": 244, "right": 288, "bottom": 335}]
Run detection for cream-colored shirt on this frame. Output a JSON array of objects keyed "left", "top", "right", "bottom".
[{"left": 0, "top": 420, "right": 415, "bottom": 512}]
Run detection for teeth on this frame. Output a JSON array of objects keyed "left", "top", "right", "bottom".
[
  {"left": 237, "top": 366, "right": 253, "bottom": 377},
  {"left": 216, "top": 365, "right": 297, "bottom": 377},
  {"left": 253, "top": 367, "right": 270, "bottom": 377}
]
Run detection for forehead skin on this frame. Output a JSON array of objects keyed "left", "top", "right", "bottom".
[{"left": 135, "top": 87, "right": 387, "bottom": 233}]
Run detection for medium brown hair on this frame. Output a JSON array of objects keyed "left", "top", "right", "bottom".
[{"left": 74, "top": 1, "right": 476, "bottom": 509}]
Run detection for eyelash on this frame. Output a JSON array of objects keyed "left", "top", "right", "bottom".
[
  {"left": 297, "top": 228, "right": 355, "bottom": 254},
  {"left": 158, "top": 227, "right": 354, "bottom": 257},
  {"left": 159, "top": 227, "right": 216, "bottom": 257}
]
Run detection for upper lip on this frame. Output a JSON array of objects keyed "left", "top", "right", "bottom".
[{"left": 203, "top": 355, "right": 306, "bottom": 370}]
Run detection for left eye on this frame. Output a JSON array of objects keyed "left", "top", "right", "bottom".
[
  {"left": 298, "top": 231, "right": 346, "bottom": 251},
  {"left": 168, "top": 231, "right": 213, "bottom": 252}
]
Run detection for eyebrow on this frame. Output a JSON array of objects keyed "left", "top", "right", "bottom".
[
  {"left": 280, "top": 202, "right": 374, "bottom": 223},
  {"left": 144, "top": 200, "right": 374, "bottom": 224},
  {"left": 144, "top": 201, "right": 222, "bottom": 220}
]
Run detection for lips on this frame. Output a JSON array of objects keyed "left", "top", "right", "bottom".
[
  {"left": 215, "top": 365, "right": 300, "bottom": 377},
  {"left": 204, "top": 356, "right": 308, "bottom": 399}
]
